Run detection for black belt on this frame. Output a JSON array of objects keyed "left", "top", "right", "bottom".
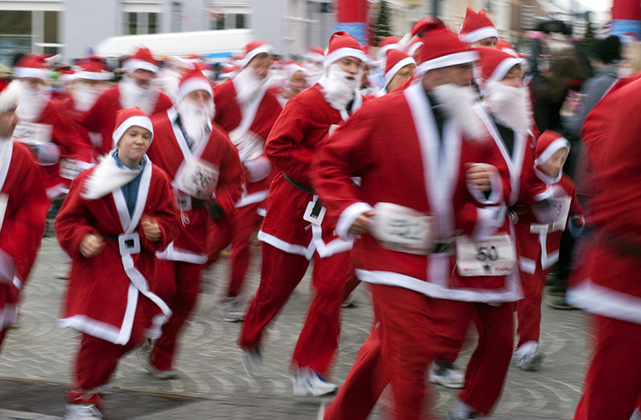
[
  {"left": 191, "top": 199, "right": 206, "bottom": 209},
  {"left": 102, "top": 233, "right": 119, "bottom": 243},
  {"left": 283, "top": 172, "right": 314, "bottom": 195}
]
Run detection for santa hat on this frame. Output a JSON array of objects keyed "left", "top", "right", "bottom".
[
  {"left": 283, "top": 61, "right": 308, "bottom": 81},
  {"left": 324, "top": 31, "right": 367, "bottom": 70},
  {"left": 124, "top": 47, "right": 159, "bottom": 74},
  {"left": 535, "top": 130, "right": 570, "bottom": 166},
  {"left": 240, "top": 41, "right": 275, "bottom": 68},
  {"left": 0, "top": 81, "right": 21, "bottom": 114},
  {"left": 416, "top": 20, "right": 479, "bottom": 75},
  {"left": 377, "top": 35, "right": 401, "bottom": 58},
  {"left": 303, "top": 46, "right": 325, "bottom": 63},
  {"left": 406, "top": 38, "right": 424, "bottom": 57},
  {"left": 459, "top": 8, "right": 499, "bottom": 44},
  {"left": 474, "top": 47, "right": 521, "bottom": 93},
  {"left": 219, "top": 63, "right": 239, "bottom": 81},
  {"left": 112, "top": 107, "right": 154, "bottom": 146},
  {"left": 57, "top": 69, "right": 77, "bottom": 84},
  {"left": 76, "top": 57, "right": 113, "bottom": 81},
  {"left": 13, "top": 55, "right": 50, "bottom": 79},
  {"left": 384, "top": 49, "right": 415, "bottom": 88},
  {"left": 177, "top": 68, "right": 213, "bottom": 103},
  {"left": 495, "top": 39, "right": 518, "bottom": 58}
]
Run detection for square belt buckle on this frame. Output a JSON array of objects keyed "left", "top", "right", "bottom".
[{"left": 118, "top": 232, "right": 141, "bottom": 255}]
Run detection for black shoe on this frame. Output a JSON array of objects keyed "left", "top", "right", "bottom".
[{"left": 547, "top": 296, "right": 578, "bottom": 310}]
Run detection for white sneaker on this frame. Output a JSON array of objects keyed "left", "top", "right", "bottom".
[
  {"left": 516, "top": 343, "right": 545, "bottom": 371},
  {"left": 240, "top": 348, "right": 263, "bottom": 377},
  {"left": 292, "top": 368, "right": 338, "bottom": 397},
  {"left": 221, "top": 296, "right": 245, "bottom": 322},
  {"left": 428, "top": 361, "right": 465, "bottom": 389},
  {"left": 65, "top": 404, "right": 103, "bottom": 419}
]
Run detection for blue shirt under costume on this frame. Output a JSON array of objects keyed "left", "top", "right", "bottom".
[{"left": 113, "top": 150, "right": 146, "bottom": 217}]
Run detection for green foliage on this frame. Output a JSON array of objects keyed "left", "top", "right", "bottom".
[
  {"left": 374, "top": 1, "right": 392, "bottom": 46},
  {"left": 581, "top": 18, "right": 596, "bottom": 50}
]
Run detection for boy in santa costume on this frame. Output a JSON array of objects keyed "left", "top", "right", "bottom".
[
  {"left": 55, "top": 107, "right": 178, "bottom": 420},
  {"left": 238, "top": 31, "right": 367, "bottom": 397},
  {"left": 459, "top": 8, "right": 499, "bottom": 48},
  {"left": 377, "top": 49, "right": 416, "bottom": 96},
  {"left": 207, "top": 41, "right": 282, "bottom": 322},
  {"left": 0, "top": 82, "right": 49, "bottom": 352},
  {"left": 314, "top": 20, "right": 516, "bottom": 420},
  {"left": 143, "top": 69, "right": 244, "bottom": 378},
  {"left": 511, "top": 130, "right": 583, "bottom": 370},
  {"left": 79, "top": 47, "right": 173, "bottom": 157}
]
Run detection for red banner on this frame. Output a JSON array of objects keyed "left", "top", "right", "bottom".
[
  {"left": 612, "top": 0, "right": 641, "bottom": 21},
  {"left": 335, "top": 0, "right": 369, "bottom": 23}
]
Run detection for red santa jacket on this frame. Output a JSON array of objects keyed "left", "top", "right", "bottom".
[
  {"left": 54, "top": 161, "right": 179, "bottom": 344},
  {"left": 213, "top": 79, "right": 282, "bottom": 204},
  {"left": 147, "top": 108, "right": 244, "bottom": 262},
  {"left": 312, "top": 82, "right": 518, "bottom": 303},
  {"left": 259, "top": 83, "right": 364, "bottom": 259},
  {"left": 79, "top": 85, "right": 172, "bottom": 157},
  {"left": 568, "top": 76, "right": 641, "bottom": 325},
  {"left": 0, "top": 142, "right": 48, "bottom": 330}
]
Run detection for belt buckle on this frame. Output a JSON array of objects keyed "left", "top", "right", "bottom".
[
  {"left": 176, "top": 195, "right": 192, "bottom": 212},
  {"left": 118, "top": 232, "right": 141, "bottom": 255}
]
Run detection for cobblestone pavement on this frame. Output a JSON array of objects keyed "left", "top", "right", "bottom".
[{"left": 0, "top": 238, "right": 592, "bottom": 419}]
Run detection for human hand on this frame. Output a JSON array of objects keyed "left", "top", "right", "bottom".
[
  {"left": 466, "top": 164, "right": 491, "bottom": 192},
  {"left": 141, "top": 215, "right": 161, "bottom": 242},
  {"left": 80, "top": 233, "right": 105, "bottom": 258},
  {"left": 349, "top": 210, "right": 376, "bottom": 235}
]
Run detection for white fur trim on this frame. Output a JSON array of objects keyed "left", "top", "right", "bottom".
[
  {"left": 236, "top": 189, "right": 269, "bottom": 208},
  {"left": 58, "top": 314, "right": 121, "bottom": 343},
  {"left": 568, "top": 279, "right": 641, "bottom": 325},
  {"left": 459, "top": 26, "right": 499, "bottom": 44},
  {"left": 406, "top": 41, "right": 423, "bottom": 57},
  {"left": 384, "top": 57, "right": 416, "bottom": 88},
  {"left": 240, "top": 44, "right": 275, "bottom": 68},
  {"left": 257, "top": 230, "right": 316, "bottom": 260},
  {"left": 0, "top": 303, "right": 17, "bottom": 330},
  {"left": 519, "top": 257, "right": 536, "bottom": 274},
  {"left": 75, "top": 71, "right": 113, "bottom": 81},
  {"left": 177, "top": 77, "right": 213, "bottom": 103},
  {"left": 0, "top": 82, "right": 21, "bottom": 114},
  {"left": 156, "top": 242, "right": 208, "bottom": 264},
  {"left": 112, "top": 115, "right": 154, "bottom": 145},
  {"left": 536, "top": 137, "right": 570, "bottom": 167},
  {"left": 124, "top": 58, "right": 159, "bottom": 74},
  {"left": 377, "top": 43, "right": 399, "bottom": 59},
  {"left": 303, "top": 52, "right": 324, "bottom": 63},
  {"left": 324, "top": 47, "right": 367, "bottom": 70},
  {"left": 13, "top": 67, "right": 50, "bottom": 79},
  {"left": 486, "top": 57, "right": 522, "bottom": 83},
  {"left": 417, "top": 51, "right": 479, "bottom": 76},
  {"left": 311, "top": 221, "right": 353, "bottom": 258},
  {"left": 336, "top": 201, "right": 374, "bottom": 241},
  {"left": 541, "top": 249, "right": 559, "bottom": 270}
]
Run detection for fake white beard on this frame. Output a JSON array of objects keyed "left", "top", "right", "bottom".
[
  {"left": 81, "top": 152, "right": 144, "bottom": 200},
  {"left": 234, "top": 68, "right": 268, "bottom": 106},
  {"left": 484, "top": 81, "right": 533, "bottom": 131},
  {"left": 72, "top": 84, "right": 105, "bottom": 112},
  {"left": 432, "top": 83, "right": 486, "bottom": 141},
  {"left": 16, "top": 81, "right": 51, "bottom": 123},
  {"left": 321, "top": 64, "right": 361, "bottom": 111},
  {"left": 119, "top": 76, "right": 157, "bottom": 115},
  {"left": 178, "top": 99, "right": 214, "bottom": 145}
]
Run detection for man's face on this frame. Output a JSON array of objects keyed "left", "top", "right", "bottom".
[
  {"left": 0, "top": 107, "right": 19, "bottom": 139},
  {"left": 472, "top": 37, "right": 499, "bottom": 48},
  {"left": 388, "top": 64, "right": 416, "bottom": 92},
  {"left": 130, "top": 69, "right": 155, "bottom": 88},
  {"left": 247, "top": 53, "right": 272, "bottom": 80},
  {"left": 288, "top": 71, "right": 307, "bottom": 95},
  {"left": 424, "top": 62, "right": 474, "bottom": 89},
  {"left": 19, "top": 78, "right": 47, "bottom": 91},
  {"left": 335, "top": 57, "right": 364, "bottom": 79},
  {"left": 500, "top": 65, "right": 524, "bottom": 88},
  {"left": 184, "top": 89, "right": 212, "bottom": 106}
]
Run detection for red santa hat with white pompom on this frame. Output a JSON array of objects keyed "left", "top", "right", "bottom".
[
  {"left": 239, "top": 41, "right": 275, "bottom": 68},
  {"left": 112, "top": 107, "right": 154, "bottom": 146},
  {"left": 458, "top": 8, "right": 499, "bottom": 44},
  {"left": 383, "top": 49, "right": 415, "bottom": 88},
  {"left": 324, "top": 31, "right": 367, "bottom": 70},
  {"left": 13, "top": 55, "right": 50, "bottom": 79},
  {"left": 176, "top": 68, "right": 213, "bottom": 104},
  {"left": 124, "top": 47, "right": 159, "bottom": 74},
  {"left": 474, "top": 47, "right": 522, "bottom": 95},
  {"left": 414, "top": 19, "right": 479, "bottom": 76}
]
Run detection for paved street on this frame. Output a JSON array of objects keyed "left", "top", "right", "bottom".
[{"left": 0, "top": 237, "right": 591, "bottom": 419}]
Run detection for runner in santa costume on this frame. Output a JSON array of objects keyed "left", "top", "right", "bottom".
[
  {"left": 314, "top": 20, "right": 516, "bottom": 420},
  {"left": 459, "top": 8, "right": 499, "bottom": 48},
  {"left": 0, "top": 82, "right": 48, "bottom": 352},
  {"left": 302, "top": 46, "right": 326, "bottom": 86},
  {"left": 13, "top": 55, "right": 93, "bottom": 200},
  {"left": 564, "top": 72, "right": 641, "bottom": 420},
  {"left": 277, "top": 61, "right": 309, "bottom": 106},
  {"left": 55, "top": 107, "right": 178, "bottom": 420},
  {"left": 238, "top": 31, "right": 367, "bottom": 396},
  {"left": 79, "top": 47, "right": 173, "bottom": 157},
  {"left": 144, "top": 69, "right": 244, "bottom": 377},
  {"left": 207, "top": 41, "right": 282, "bottom": 322},
  {"left": 60, "top": 56, "right": 113, "bottom": 119},
  {"left": 377, "top": 49, "right": 416, "bottom": 96}
]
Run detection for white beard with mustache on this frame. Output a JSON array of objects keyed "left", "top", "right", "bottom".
[
  {"left": 321, "top": 63, "right": 361, "bottom": 112},
  {"left": 16, "top": 81, "right": 51, "bottom": 123},
  {"left": 431, "top": 83, "right": 486, "bottom": 141},
  {"left": 233, "top": 68, "right": 268, "bottom": 106},
  {"left": 119, "top": 76, "right": 158, "bottom": 115},
  {"left": 73, "top": 83, "right": 106, "bottom": 112},
  {"left": 178, "top": 98, "right": 215, "bottom": 147},
  {"left": 484, "top": 81, "right": 533, "bottom": 132}
]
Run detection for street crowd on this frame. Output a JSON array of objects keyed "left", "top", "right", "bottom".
[{"left": 0, "top": 8, "right": 639, "bottom": 420}]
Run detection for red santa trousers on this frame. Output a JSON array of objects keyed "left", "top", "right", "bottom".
[
  {"left": 516, "top": 260, "right": 551, "bottom": 349},
  {"left": 429, "top": 298, "right": 476, "bottom": 364},
  {"left": 239, "top": 243, "right": 351, "bottom": 377},
  {"left": 574, "top": 314, "right": 641, "bottom": 420},
  {"left": 207, "top": 202, "right": 263, "bottom": 297},
  {"left": 151, "top": 259, "right": 204, "bottom": 371},
  {"left": 68, "top": 300, "right": 149, "bottom": 407}
]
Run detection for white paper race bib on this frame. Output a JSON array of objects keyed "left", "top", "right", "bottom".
[
  {"left": 177, "top": 159, "right": 220, "bottom": 200},
  {"left": 530, "top": 196, "right": 571, "bottom": 234},
  {"left": 371, "top": 202, "right": 434, "bottom": 255},
  {"left": 456, "top": 234, "right": 516, "bottom": 276},
  {"left": 12, "top": 122, "right": 52, "bottom": 145},
  {"left": 229, "top": 130, "right": 265, "bottom": 162},
  {"left": 59, "top": 158, "right": 82, "bottom": 180},
  {"left": 303, "top": 200, "right": 326, "bottom": 225}
]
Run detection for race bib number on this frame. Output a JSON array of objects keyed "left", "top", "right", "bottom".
[
  {"left": 371, "top": 202, "right": 434, "bottom": 255},
  {"left": 12, "top": 123, "right": 52, "bottom": 145},
  {"left": 59, "top": 158, "right": 82, "bottom": 180},
  {"left": 456, "top": 234, "right": 516, "bottom": 276},
  {"left": 230, "top": 130, "right": 264, "bottom": 162},
  {"left": 530, "top": 196, "right": 571, "bottom": 233},
  {"left": 177, "top": 159, "right": 219, "bottom": 200}
]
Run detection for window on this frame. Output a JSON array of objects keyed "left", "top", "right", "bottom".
[
  {"left": 216, "top": 14, "right": 225, "bottom": 30},
  {"left": 128, "top": 12, "right": 137, "bottom": 35},
  {"left": 236, "top": 13, "right": 245, "bottom": 29},
  {"left": 148, "top": 13, "right": 158, "bottom": 34}
]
